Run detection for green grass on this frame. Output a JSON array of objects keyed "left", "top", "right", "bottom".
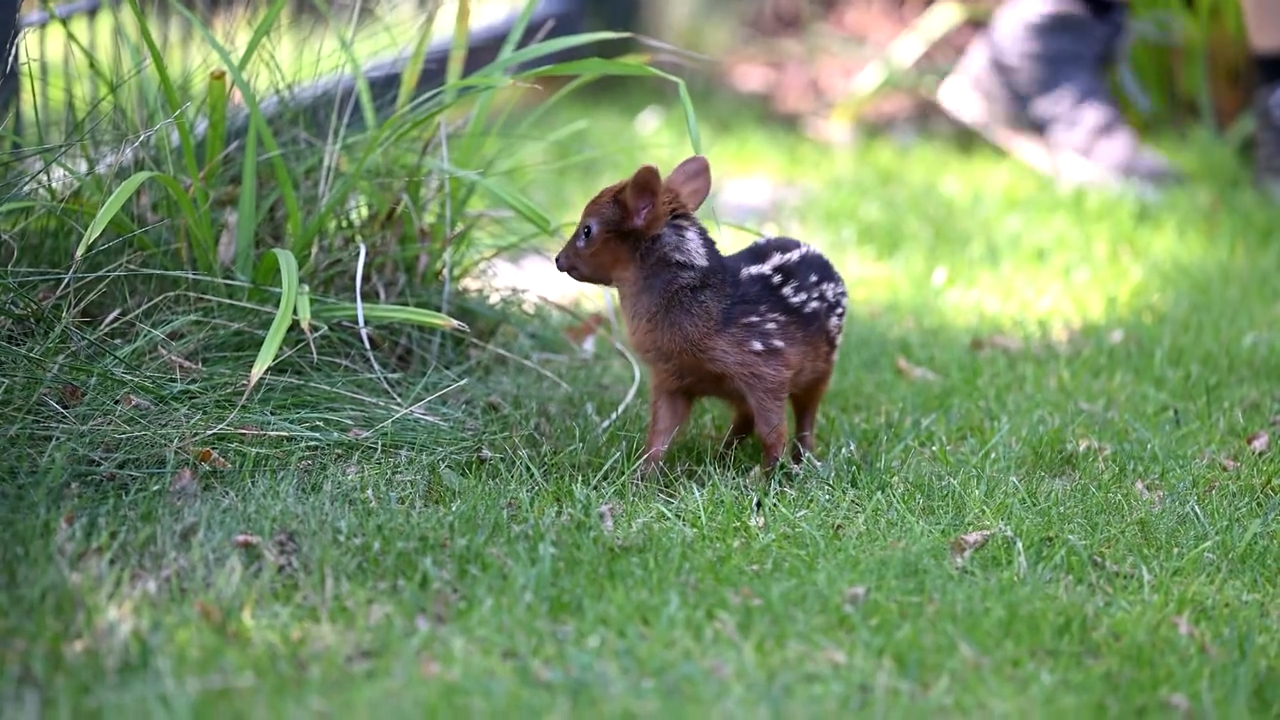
[
  {"left": 4, "top": 85, "right": 1280, "bottom": 717},
  {"left": 10, "top": 0, "right": 527, "bottom": 141}
]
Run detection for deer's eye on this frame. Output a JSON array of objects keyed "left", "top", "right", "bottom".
[{"left": 581, "top": 224, "right": 592, "bottom": 240}]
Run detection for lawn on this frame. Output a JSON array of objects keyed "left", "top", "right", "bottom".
[{"left": 3, "top": 84, "right": 1280, "bottom": 717}]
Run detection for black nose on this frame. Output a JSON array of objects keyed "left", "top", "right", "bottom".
[{"left": 554, "top": 253, "right": 566, "bottom": 272}]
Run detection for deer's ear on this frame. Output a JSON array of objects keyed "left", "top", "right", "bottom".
[
  {"left": 665, "top": 155, "right": 711, "bottom": 212},
  {"left": 623, "top": 164, "right": 664, "bottom": 235}
]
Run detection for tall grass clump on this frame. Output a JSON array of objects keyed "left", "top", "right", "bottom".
[{"left": 0, "top": 0, "right": 702, "bottom": 481}]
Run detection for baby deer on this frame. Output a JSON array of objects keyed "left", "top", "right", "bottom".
[{"left": 554, "top": 155, "right": 848, "bottom": 473}]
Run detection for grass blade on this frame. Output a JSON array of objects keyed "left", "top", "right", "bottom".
[
  {"left": 246, "top": 247, "right": 300, "bottom": 396},
  {"left": 310, "top": 302, "right": 469, "bottom": 332}
]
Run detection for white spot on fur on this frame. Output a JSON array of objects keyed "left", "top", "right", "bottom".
[
  {"left": 769, "top": 338, "right": 785, "bottom": 349},
  {"left": 748, "top": 340, "right": 765, "bottom": 352},
  {"left": 739, "top": 244, "right": 816, "bottom": 279},
  {"left": 763, "top": 321, "right": 777, "bottom": 330}
]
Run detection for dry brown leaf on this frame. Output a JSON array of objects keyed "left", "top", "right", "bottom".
[
  {"left": 161, "top": 349, "right": 200, "bottom": 372},
  {"left": 195, "top": 448, "right": 230, "bottom": 469},
  {"left": 169, "top": 467, "right": 198, "bottom": 498},
  {"left": 950, "top": 529, "right": 995, "bottom": 566},
  {"left": 217, "top": 210, "right": 238, "bottom": 269},
  {"left": 1134, "top": 479, "right": 1164, "bottom": 508},
  {"left": 1219, "top": 457, "right": 1240, "bottom": 472},
  {"left": 1171, "top": 614, "right": 1217, "bottom": 656},
  {"left": 59, "top": 384, "right": 84, "bottom": 407},
  {"left": 597, "top": 503, "right": 615, "bottom": 534},
  {"left": 232, "top": 533, "right": 263, "bottom": 548},
  {"left": 194, "top": 599, "right": 223, "bottom": 625},
  {"left": 1172, "top": 614, "right": 1196, "bottom": 637},
  {"left": 419, "top": 656, "right": 442, "bottom": 679},
  {"left": 895, "top": 355, "right": 940, "bottom": 382},
  {"left": 271, "top": 529, "right": 301, "bottom": 574},
  {"left": 821, "top": 647, "right": 848, "bottom": 665},
  {"left": 120, "top": 394, "right": 152, "bottom": 410},
  {"left": 1246, "top": 430, "right": 1270, "bottom": 455},
  {"left": 730, "top": 587, "right": 762, "bottom": 607},
  {"left": 970, "top": 334, "right": 1024, "bottom": 353},
  {"left": 843, "top": 585, "right": 868, "bottom": 608},
  {"left": 1166, "top": 693, "right": 1191, "bottom": 715}
]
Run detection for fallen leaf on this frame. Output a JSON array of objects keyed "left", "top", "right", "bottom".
[
  {"left": 597, "top": 503, "right": 614, "bottom": 534},
  {"left": 1246, "top": 430, "right": 1270, "bottom": 455},
  {"left": 161, "top": 348, "right": 200, "bottom": 372},
  {"left": 1172, "top": 614, "right": 1196, "bottom": 637},
  {"left": 843, "top": 585, "right": 869, "bottom": 608},
  {"left": 120, "top": 394, "right": 152, "bottom": 410},
  {"left": 169, "top": 467, "right": 198, "bottom": 499},
  {"left": 347, "top": 428, "right": 368, "bottom": 438},
  {"left": 895, "top": 355, "right": 940, "bottom": 382},
  {"left": 194, "top": 599, "right": 223, "bottom": 625},
  {"left": 1219, "top": 457, "right": 1240, "bottom": 472},
  {"left": 1076, "top": 438, "right": 1112, "bottom": 457},
  {"left": 1171, "top": 613, "right": 1217, "bottom": 656},
  {"left": 729, "top": 586, "right": 762, "bottom": 607},
  {"left": 1134, "top": 479, "right": 1164, "bottom": 508},
  {"left": 969, "top": 334, "right": 1024, "bottom": 352},
  {"left": 232, "top": 533, "right": 263, "bottom": 548},
  {"left": 217, "top": 209, "right": 238, "bottom": 268},
  {"left": 419, "top": 656, "right": 442, "bottom": 679},
  {"left": 59, "top": 384, "right": 84, "bottom": 407},
  {"left": 950, "top": 529, "right": 995, "bottom": 567},
  {"left": 1166, "top": 693, "right": 1191, "bottom": 715},
  {"left": 821, "top": 647, "right": 848, "bottom": 665},
  {"left": 195, "top": 448, "right": 230, "bottom": 469},
  {"left": 270, "top": 529, "right": 301, "bottom": 574}
]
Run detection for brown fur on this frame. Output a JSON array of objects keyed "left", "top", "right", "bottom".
[{"left": 554, "top": 155, "right": 841, "bottom": 474}]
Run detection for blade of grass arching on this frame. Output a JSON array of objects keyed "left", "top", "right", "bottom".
[
  {"left": 246, "top": 247, "right": 300, "bottom": 397},
  {"left": 68, "top": 170, "right": 213, "bottom": 279},
  {"left": 394, "top": 0, "right": 444, "bottom": 112},
  {"left": 234, "top": 121, "right": 260, "bottom": 280},
  {"left": 471, "top": 30, "right": 632, "bottom": 78},
  {"left": 125, "top": 0, "right": 201, "bottom": 198},
  {"left": 461, "top": 0, "right": 546, "bottom": 143},
  {"left": 310, "top": 301, "right": 469, "bottom": 332},
  {"left": 516, "top": 56, "right": 703, "bottom": 154},
  {"left": 173, "top": 3, "right": 303, "bottom": 268},
  {"left": 203, "top": 69, "right": 229, "bottom": 182},
  {"left": 457, "top": 26, "right": 634, "bottom": 163}
]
